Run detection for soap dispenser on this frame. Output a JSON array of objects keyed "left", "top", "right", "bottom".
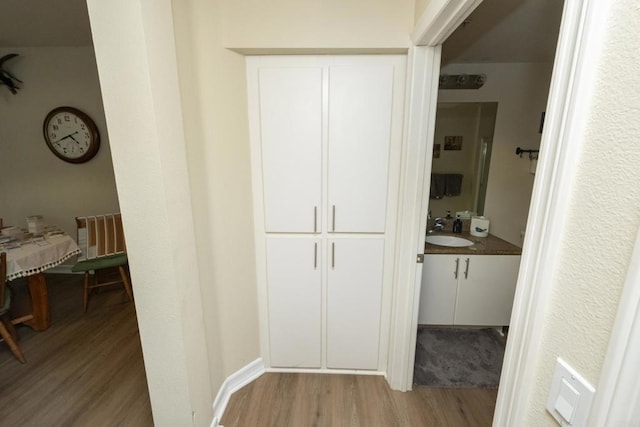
[{"left": 453, "top": 215, "right": 463, "bottom": 234}]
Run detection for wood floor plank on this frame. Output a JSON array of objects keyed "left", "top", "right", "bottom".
[
  {"left": 0, "top": 274, "right": 152, "bottom": 426},
  {"left": 221, "top": 373, "right": 497, "bottom": 427}
]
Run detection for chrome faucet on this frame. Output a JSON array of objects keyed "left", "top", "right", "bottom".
[{"left": 431, "top": 218, "right": 446, "bottom": 232}]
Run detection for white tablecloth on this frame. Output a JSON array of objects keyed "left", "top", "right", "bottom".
[{"left": 3, "top": 235, "right": 81, "bottom": 281}]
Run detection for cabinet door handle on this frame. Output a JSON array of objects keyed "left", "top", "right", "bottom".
[
  {"left": 454, "top": 257, "right": 460, "bottom": 279},
  {"left": 314, "top": 206, "right": 317, "bottom": 233},
  {"left": 464, "top": 258, "right": 470, "bottom": 279},
  {"left": 332, "top": 205, "right": 336, "bottom": 232},
  {"left": 314, "top": 242, "right": 318, "bottom": 269},
  {"left": 332, "top": 242, "right": 335, "bottom": 269}
]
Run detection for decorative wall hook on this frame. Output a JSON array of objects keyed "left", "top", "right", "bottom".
[{"left": 0, "top": 54, "right": 22, "bottom": 95}]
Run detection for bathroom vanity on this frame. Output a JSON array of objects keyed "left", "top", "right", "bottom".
[{"left": 419, "top": 233, "right": 522, "bottom": 326}]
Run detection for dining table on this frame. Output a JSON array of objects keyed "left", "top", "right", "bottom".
[{"left": 1, "top": 228, "right": 81, "bottom": 331}]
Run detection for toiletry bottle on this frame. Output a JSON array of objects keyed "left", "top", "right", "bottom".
[{"left": 453, "top": 215, "right": 462, "bottom": 233}]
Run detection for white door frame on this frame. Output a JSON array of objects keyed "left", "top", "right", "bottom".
[
  {"left": 589, "top": 226, "right": 640, "bottom": 425},
  {"left": 388, "top": 5, "right": 607, "bottom": 424}
]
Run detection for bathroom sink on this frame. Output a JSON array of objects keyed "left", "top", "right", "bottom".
[{"left": 425, "top": 235, "right": 474, "bottom": 247}]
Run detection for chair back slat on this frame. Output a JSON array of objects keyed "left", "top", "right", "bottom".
[
  {"left": 1, "top": 252, "right": 7, "bottom": 309},
  {"left": 76, "top": 214, "right": 126, "bottom": 261}
]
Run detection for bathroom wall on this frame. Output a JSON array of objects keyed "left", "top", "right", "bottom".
[{"left": 438, "top": 62, "right": 554, "bottom": 245}]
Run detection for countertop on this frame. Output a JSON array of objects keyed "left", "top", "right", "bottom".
[{"left": 424, "top": 232, "right": 522, "bottom": 255}]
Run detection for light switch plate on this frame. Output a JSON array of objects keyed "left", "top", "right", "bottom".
[{"left": 546, "top": 357, "right": 596, "bottom": 425}]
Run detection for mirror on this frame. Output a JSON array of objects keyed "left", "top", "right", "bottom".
[{"left": 429, "top": 102, "right": 498, "bottom": 218}]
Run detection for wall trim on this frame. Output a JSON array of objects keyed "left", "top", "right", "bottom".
[
  {"left": 387, "top": 0, "right": 479, "bottom": 392},
  {"left": 411, "top": 0, "right": 482, "bottom": 46},
  {"left": 385, "top": 45, "right": 441, "bottom": 391},
  {"left": 211, "top": 358, "right": 265, "bottom": 427}
]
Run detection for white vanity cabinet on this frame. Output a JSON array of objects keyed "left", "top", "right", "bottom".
[
  {"left": 247, "top": 55, "right": 405, "bottom": 372},
  {"left": 419, "top": 254, "right": 521, "bottom": 326},
  {"left": 419, "top": 254, "right": 459, "bottom": 324}
]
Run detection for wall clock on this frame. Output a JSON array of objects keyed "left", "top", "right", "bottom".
[{"left": 43, "top": 106, "right": 100, "bottom": 163}]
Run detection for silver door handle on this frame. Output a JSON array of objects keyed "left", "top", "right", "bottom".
[
  {"left": 464, "top": 258, "right": 470, "bottom": 279},
  {"left": 332, "top": 205, "right": 336, "bottom": 232},
  {"left": 314, "top": 206, "right": 317, "bottom": 233},
  {"left": 314, "top": 242, "right": 318, "bottom": 269},
  {"left": 454, "top": 257, "right": 460, "bottom": 279},
  {"left": 332, "top": 242, "right": 335, "bottom": 269}
]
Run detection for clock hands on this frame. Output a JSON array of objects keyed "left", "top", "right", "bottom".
[{"left": 53, "top": 131, "right": 79, "bottom": 145}]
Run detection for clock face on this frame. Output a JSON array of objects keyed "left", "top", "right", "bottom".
[{"left": 43, "top": 107, "right": 100, "bottom": 163}]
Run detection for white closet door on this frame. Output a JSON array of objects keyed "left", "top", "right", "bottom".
[
  {"left": 327, "top": 64, "right": 394, "bottom": 233},
  {"left": 259, "top": 67, "right": 323, "bottom": 233},
  {"left": 327, "top": 238, "right": 384, "bottom": 370},
  {"left": 266, "top": 237, "right": 322, "bottom": 368}
]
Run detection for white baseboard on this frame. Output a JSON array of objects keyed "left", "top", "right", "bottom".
[{"left": 211, "top": 358, "right": 265, "bottom": 427}]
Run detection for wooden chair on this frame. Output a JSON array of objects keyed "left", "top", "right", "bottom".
[
  {"left": 0, "top": 252, "right": 26, "bottom": 363},
  {"left": 71, "top": 214, "right": 133, "bottom": 312}
]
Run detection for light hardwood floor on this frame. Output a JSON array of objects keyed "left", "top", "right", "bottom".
[
  {"left": 0, "top": 273, "right": 152, "bottom": 426},
  {"left": 222, "top": 373, "right": 497, "bottom": 427}
]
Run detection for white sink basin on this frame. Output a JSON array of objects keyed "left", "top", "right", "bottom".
[{"left": 425, "top": 235, "right": 474, "bottom": 247}]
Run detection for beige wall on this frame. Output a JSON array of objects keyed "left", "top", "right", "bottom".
[
  {"left": 171, "top": 0, "right": 417, "bottom": 379},
  {"left": 524, "top": 0, "right": 640, "bottom": 423},
  {"left": 0, "top": 47, "right": 119, "bottom": 241},
  {"left": 219, "top": 0, "right": 414, "bottom": 51},
  {"left": 414, "top": 0, "right": 429, "bottom": 23},
  {"left": 438, "top": 62, "right": 554, "bottom": 245},
  {"left": 171, "top": 0, "right": 260, "bottom": 378}
]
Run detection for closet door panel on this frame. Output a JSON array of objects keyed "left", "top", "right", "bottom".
[
  {"left": 327, "top": 65, "right": 394, "bottom": 233},
  {"left": 327, "top": 238, "right": 384, "bottom": 370},
  {"left": 266, "top": 237, "right": 322, "bottom": 368},
  {"left": 259, "top": 67, "right": 323, "bottom": 233}
]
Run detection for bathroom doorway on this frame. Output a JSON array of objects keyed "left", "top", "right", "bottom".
[{"left": 413, "top": 0, "right": 564, "bottom": 390}]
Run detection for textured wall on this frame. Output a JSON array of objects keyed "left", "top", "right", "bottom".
[{"left": 523, "top": 0, "right": 640, "bottom": 423}]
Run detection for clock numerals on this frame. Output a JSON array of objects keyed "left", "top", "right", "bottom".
[{"left": 44, "top": 107, "right": 100, "bottom": 163}]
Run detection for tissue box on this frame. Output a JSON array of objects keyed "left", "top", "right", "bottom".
[{"left": 470, "top": 216, "right": 490, "bottom": 237}]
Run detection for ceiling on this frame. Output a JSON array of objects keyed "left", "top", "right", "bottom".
[
  {"left": 0, "top": 0, "right": 563, "bottom": 63},
  {"left": 0, "top": 0, "right": 93, "bottom": 47},
  {"left": 443, "top": 0, "right": 564, "bottom": 64}
]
